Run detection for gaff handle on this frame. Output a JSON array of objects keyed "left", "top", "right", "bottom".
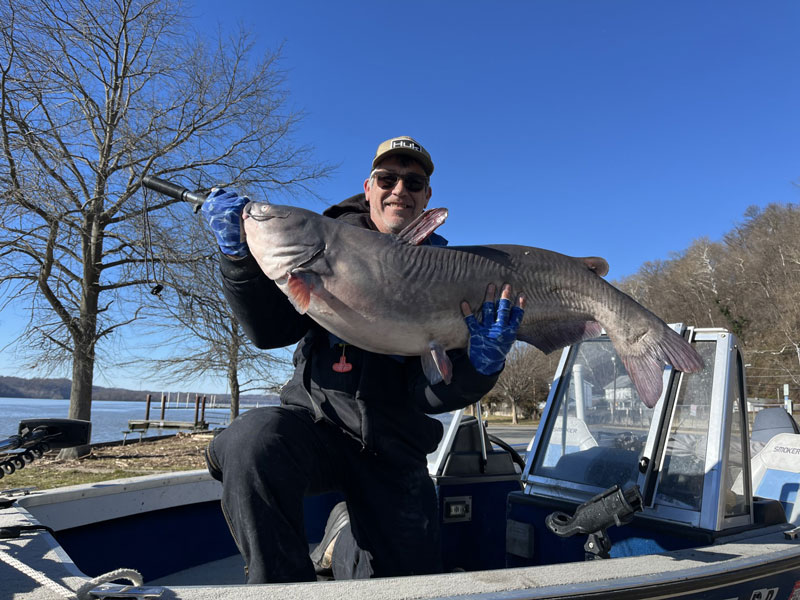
[{"left": 142, "top": 175, "right": 207, "bottom": 213}]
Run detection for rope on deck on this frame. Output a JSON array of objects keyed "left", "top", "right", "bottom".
[
  {"left": 1, "top": 539, "right": 143, "bottom": 600},
  {"left": 75, "top": 568, "right": 144, "bottom": 599},
  {"left": 1, "top": 544, "right": 80, "bottom": 599}
]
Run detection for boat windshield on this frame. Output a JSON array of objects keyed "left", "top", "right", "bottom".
[
  {"left": 653, "top": 340, "right": 717, "bottom": 511},
  {"left": 531, "top": 338, "right": 654, "bottom": 490},
  {"left": 528, "top": 330, "right": 752, "bottom": 529},
  {"left": 427, "top": 411, "right": 459, "bottom": 475}
]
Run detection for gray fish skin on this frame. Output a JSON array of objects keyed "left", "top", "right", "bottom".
[{"left": 242, "top": 202, "right": 703, "bottom": 408}]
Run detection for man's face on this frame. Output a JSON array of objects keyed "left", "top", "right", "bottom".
[{"left": 363, "top": 156, "right": 432, "bottom": 234}]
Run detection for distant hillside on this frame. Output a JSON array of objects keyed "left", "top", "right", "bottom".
[
  {"left": 0, "top": 376, "right": 277, "bottom": 405},
  {"left": 0, "top": 377, "right": 73, "bottom": 400}
]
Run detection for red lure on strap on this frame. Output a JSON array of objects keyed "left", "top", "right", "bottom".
[{"left": 333, "top": 343, "right": 353, "bottom": 373}]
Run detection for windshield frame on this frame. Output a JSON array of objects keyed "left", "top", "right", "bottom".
[{"left": 521, "top": 325, "right": 752, "bottom": 532}]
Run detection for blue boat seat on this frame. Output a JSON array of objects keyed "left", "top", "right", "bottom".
[{"left": 750, "top": 432, "right": 800, "bottom": 523}]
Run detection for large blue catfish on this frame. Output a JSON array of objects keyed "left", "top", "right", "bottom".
[{"left": 242, "top": 202, "right": 703, "bottom": 408}]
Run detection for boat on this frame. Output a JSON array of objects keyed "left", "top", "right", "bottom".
[{"left": 4, "top": 324, "right": 800, "bottom": 599}]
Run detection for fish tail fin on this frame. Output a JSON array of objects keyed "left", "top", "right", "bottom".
[{"left": 617, "top": 326, "right": 705, "bottom": 409}]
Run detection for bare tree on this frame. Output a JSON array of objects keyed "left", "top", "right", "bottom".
[
  {"left": 724, "top": 204, "right": 800, "bottom": 398},
  {"left": 137, "top": 216, "right": 290, "bottom": 421},
  {"left": 617, "top": 202, "right": 800, "bottom": 400},
  {"left": 486, "top": 344, "right": 557, "bottom": 423},
  {"left": 0, "top": 0, "right": 329, "bottom": 455},
  {"left": 617, "top": 238, "right": 737, "bottom": 332}
]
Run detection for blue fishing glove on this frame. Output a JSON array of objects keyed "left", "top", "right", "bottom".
[
  {"left": 463, "top": 291, "right": 525, "bottom": 375},
  {"left": 201, "top": 188, "right": 250, "bottom": 257}
]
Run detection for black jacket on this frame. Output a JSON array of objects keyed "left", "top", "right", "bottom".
[{"left": 219, "top": 194, "right": 499, "bottom": 464}]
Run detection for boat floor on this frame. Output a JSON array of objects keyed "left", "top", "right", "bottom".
[{"left": 148, "top": 554, "right": 246, "bottom": 586}]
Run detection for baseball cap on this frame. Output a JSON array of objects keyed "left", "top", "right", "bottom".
[{"left": 372, "top": 136, "right": 434, "bottom": 176}]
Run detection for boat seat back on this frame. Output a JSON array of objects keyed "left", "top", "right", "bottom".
[
  {"left": 751, "top": 432, "right": 800, "bottom": 523},
  {"left": 541, "top": 416, "right": 597, "bottom": 468},
  {"left": 750, "top": 407, "right": 800, "bottom": 456}
]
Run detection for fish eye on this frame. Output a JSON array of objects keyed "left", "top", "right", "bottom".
[{"left": 244, "top": 202, "right": 291, "bottom": 220}]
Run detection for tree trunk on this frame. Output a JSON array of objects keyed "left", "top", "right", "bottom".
[
  {"left": 59, "top": 339, "right": 95, "bottom": 458},
  {"left": 59, "top": 230, "right": 101, "bottom": 459},
  {"left": 511, "top": 398, "right": 519, "bottom": 425},
  {"left": 228, "top": 363, "right": 240, "bottom": 421}
]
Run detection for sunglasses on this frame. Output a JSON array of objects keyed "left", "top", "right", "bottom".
[{"left": 370, "top": 170, "right": 429, "bottom": 193}]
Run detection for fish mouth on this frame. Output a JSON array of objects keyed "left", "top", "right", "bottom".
[
  {"left": 242, "top": 201, "right": 265, "bottom": 221},
  {"left": 243, "top": 201, "right": 291, "bottom": 221}
]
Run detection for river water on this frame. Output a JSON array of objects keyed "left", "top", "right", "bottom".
[{"left": 0, "top": 397, "right": 276, "bottom": 444}]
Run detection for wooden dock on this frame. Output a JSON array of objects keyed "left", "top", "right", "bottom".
[
  {"left": 122, "top": 419, "right": 209, "bottom": 444},
  {"left": 122, "top": 393, "right": 212, "bottom": 443},
  {"left": 127, "top": 419, "right": 209, "bottom": 431}
]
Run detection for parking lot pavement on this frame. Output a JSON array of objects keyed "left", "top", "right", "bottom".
[{"left": 486, "top": 425, "right": 537, "bottom": 447}]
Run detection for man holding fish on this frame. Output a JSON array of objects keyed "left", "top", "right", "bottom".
[{"left": 203, "top": 136, "right": 525, "bottom": 583}]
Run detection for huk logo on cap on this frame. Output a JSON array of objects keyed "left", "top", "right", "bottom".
[
  {"left": 373, "top": 135, "right": 434, "bottom": 175},
  {"left": 391, "top": 139, "right": 422, "bottom": 152}
]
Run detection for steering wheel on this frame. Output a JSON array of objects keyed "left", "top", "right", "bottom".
[
  {"left": 613, "top": 431, "right": 642, "bottom": 452},
  {"left": 487, "top": 433, "right": 527, "bottom": 471}
]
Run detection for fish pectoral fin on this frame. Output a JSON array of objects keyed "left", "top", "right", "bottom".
[
  {"left": 397, "top": 208, "right": 449, "bottom": 245},
  {"left": 518, "top": 319, "right": 604, "bottom": 353},
  {"left": 287, "top": 272, "right": 312, "bottom": 314},
  {"left": 421, "top": 343, "right": 452, "bottom": 385}
]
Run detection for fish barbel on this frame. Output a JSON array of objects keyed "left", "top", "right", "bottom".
[{"left": 242, "top": 202, "right": 703, "bottom": 408}]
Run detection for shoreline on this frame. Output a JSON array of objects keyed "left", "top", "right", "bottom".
[
  {"left": 1, "top": 431, "right": 214, "bottom": 492},
  {"left": 1, "top": 420, "right": 538, "bottom": 493}
]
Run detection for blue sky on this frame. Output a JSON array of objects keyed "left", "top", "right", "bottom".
[
  {"left": 194, "top": 0, "right": 800, "bottom": 272},
  {"left": 1, "top": 1, "right": 799, "bottom": 394}
]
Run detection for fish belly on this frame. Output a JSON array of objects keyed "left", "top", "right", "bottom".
[{"left": 302, "top": 288, "right": 469, "bottom": 356}]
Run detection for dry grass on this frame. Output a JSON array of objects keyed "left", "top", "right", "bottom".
[
  {"left": 1, "top": 421, "right": 538, "bottom": 492},
  {"left": 1, "top": 432, "right": 213, "bottom": 491}
]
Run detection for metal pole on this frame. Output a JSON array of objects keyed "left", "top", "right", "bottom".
[
  {"left": 474, "top": 401, "right": 488, "bottom": 473},
  {"left": 574, "top": 364, "right": 586, "bottom": 421}
]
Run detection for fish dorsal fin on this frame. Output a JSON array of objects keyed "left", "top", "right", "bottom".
[
  {"left": 287, "top": 273, "right": 312, "bottom": 314},
  {"left": 397, "top": 208, "right": 449, "bottom": 245},
  {"left": 581, "top": 256, "right": 609, "bottom": 277}
]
